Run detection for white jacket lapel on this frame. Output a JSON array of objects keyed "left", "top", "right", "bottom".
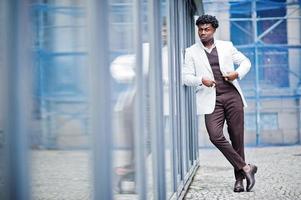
[{"left": 197, "top": 43, "right": 213, "bottom": 75}]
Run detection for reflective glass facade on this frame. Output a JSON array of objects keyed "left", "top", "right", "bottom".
[{"left": 0, "top": 0, "right": 201, "bottom": 199}]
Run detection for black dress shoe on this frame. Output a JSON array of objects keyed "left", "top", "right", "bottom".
[
  {"left": 233, "top": 179, "right": 244, "bottom": 192},
  {"left": 244, "top": 164, "right": 258, "bottom": 192}
]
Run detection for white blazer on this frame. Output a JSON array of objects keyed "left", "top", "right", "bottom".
[{"left": 182, "top": 40, "right": 251, "bottom": 115}]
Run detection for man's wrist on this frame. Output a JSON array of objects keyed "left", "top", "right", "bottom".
[{"left": 235, "top": 71, "right": 239, "bottom": 79}]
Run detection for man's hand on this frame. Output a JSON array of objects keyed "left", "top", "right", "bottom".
[
  {"left": 202, "top": 77, "right": 216, "bottom": 87},
  {"left": 223, "top": 71, "right": 239, "bottom": 81}
]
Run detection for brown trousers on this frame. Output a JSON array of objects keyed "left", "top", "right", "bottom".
[{"left": 205, "top": 90, "right": 246, "bottom": 180}]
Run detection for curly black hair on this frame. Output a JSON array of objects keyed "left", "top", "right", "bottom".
[{"left": 195, "top": 14, "right": 219, "bottom": 29}]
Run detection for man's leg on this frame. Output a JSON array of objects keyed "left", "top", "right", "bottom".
[
  {"left": 224, "top": 91, "right": 245, "bottom": 180},
  {"left": 205, "top": 96, "right": 246, "bottom": 171}
]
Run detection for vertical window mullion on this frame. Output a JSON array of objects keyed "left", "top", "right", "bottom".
[
  {"left": 133, "top": 0, "right": 146, "bottom": 199},
  {"left": 148, "top": 0, "right": 166, "bottom": 199},
  {"left": 87, "top": 0, "right": 112, "bottom": 199}
]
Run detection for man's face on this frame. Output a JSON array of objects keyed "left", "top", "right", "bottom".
[{"left": 198, "top": 23, "right": 215, "bottom": 43}]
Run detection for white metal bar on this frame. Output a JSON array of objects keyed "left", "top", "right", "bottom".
[
  {"left": 256, "top": 16, "right": 301, "bottom": 21},
  {"left": 133, "top": 0, "right": 146, "bottom": 199},
  {"left": 178, "top": 0, "right": 188, "bottom": 178},
  {"left": 87, "top": 0, "right": 112, "bottom": 199},
  {"left": 174, "top": 0, "right": 184, "bottom": 187},
  {"left": 167, "top": 0, "right": 178, "bottom": 194},
  {"left": 252, "top": 0, "right": 261, "bottom": 145},
  {"left": 217, "top": 16, "right": 301, "bottom": 22},
  {"left": 5, "top": 0, "right": 32, "bottom": 199},
  {"left": 148, "top": 0, "right": 166, "bottom": 199},
  {"left": 236, "top": 44, "right": 301, "bottom": 49}
]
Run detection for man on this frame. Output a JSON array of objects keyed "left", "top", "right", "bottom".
[{"left": 182, "top": 14, "right": 257, "bottom": 192}]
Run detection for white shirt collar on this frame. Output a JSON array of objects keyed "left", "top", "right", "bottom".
[{"left": 198, "top": 39, "right": 216, "bottom": 54}]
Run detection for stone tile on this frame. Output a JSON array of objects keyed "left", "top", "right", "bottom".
[{"left": 184, "top": 146, "right": 301, "bottom": 200}]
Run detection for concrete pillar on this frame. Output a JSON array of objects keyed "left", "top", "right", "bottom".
[
  {"left": 194, "top": 3, "right": 230, "bottom": 42},
  {"left": 287, "top": 0, "right": 301, "bottom": 88},
  {"left": 0, "top": 0, "right": 6, "bottom": 141},
  {"left": 0, "top": 1, "right": 8, "bottom": 199},
  {"left": 287, "top": 0, "right": 301, "bottom": 144},
  {"left": 215, "top": 12, "right": 230, "bottom": 41}
]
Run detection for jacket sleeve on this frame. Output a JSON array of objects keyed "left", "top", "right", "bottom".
[
  {"left": 231, "top": 42, "right": 251, "bottom": 80},
  {"left": 182, "top": 48, "right": 202, "bottom": 86}
]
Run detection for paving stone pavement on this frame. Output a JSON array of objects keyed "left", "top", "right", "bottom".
[
  {"left": 31, "top": 150, "right": 93, "bottom": 200},
  {"left": 184, "top": 145, "right": 301, "bottom": 200},
  {"left": 30, "top": 145, "right": 301, "bottom": 200}
]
